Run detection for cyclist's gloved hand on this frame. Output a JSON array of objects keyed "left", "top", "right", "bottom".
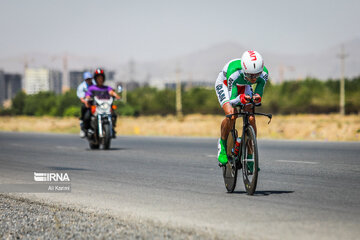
[
  {"left": 229, "top": 96, "right": 240, "bottom": 106},
  {"left": 230, "top": 94, "right": 251, "bottom": 106},
  {"left": 253, "top": 93, "right": 261, "bottom": 103},
  {"left": 240, "top": 94, "right": 251, "bottom": 104}
]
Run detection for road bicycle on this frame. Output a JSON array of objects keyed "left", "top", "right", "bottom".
[{"left": 222, "top": 101, "right": 272, "bottom": 195}]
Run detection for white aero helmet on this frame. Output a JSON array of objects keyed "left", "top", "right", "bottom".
[{"left": 241, "top": 50, "right": 264, "bottom": 80}]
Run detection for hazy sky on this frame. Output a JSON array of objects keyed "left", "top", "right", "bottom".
[{"left": 1, "top": 0, "right": 359, "bottom": 64}]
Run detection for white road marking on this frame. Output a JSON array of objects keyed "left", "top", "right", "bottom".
[
  {"left": 56, "top": 146, "right": 78, "bottom": 150},
  {"left": 276, "top": 160, "right": 319, "bottom": 164},
  {"left": 10, "top": 143, "right": 25, "bottom": 147},
  {"left": 206, "top": 154, "right": 217, "bottom": 158}
]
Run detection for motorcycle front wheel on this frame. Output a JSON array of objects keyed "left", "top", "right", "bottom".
[{"left": 102, "top": 124, "right": 111, "bottom": 150}]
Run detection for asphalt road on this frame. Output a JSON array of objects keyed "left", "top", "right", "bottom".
[{"left": 0, "top": 132, "right": 360, "bottom": 239}]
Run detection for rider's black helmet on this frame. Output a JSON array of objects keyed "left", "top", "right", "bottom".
[{"left": 94, "top": 68, "right": 105, "bottom": 82}]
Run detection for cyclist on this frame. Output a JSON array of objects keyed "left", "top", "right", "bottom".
[
  {"left": 215, "top": 50, "right": 269, "bottom": 167},
  {"left": 84, "top": 68, "right": 120, "bottom": 137},
  {"left": 77, "top": 71, "right": 95, "bottom": 138}
]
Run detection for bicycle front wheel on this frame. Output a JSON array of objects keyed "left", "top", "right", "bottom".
[
  {"left": 222, "top": 130, "right": 238, "bottom": 193},
  {"left": 241, "top": 125, "right": 259, "bottom": 195}
]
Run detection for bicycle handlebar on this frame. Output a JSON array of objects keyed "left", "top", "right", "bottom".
[
  {"left": 253, "top": 102, "right": 262, "bottom": 107},
  {"left": 225, "top": 101, "right": 272, "bottom": 124}
]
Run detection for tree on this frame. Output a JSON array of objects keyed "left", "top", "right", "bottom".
[{"left": 11, "top": 91, "right": 26, "bottom": 115}]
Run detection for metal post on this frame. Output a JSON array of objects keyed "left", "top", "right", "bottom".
[
  {"left": 23, "top": 55, "right": 28, "bottom": 92},
  {"left": 337, "top": 45, "right": 348, "bottom": 115},
  {"left": 279, "top": 64, "right": 284, "bottom": 83},
  {"left": 176, "top": 66, "right": 183, "bottom": 119},
  {"left": 62, "top": 54, "right": 69, "bottom": 93},
  {"left": 124, "top": 59, "right": 134, "bottom": 104},
  {"left": 123, "top": 82, "right": 127, "bottom": 103}
]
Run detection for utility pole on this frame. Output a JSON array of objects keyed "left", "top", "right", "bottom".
[
  {"left": 176, "top": 66, "right": 183, "bottom": 119},
  {"left": 278, "top": 64, "right": 284, "bottom": 83},
  {"left": 337, "top": 45, "right": 348, "bottom": 115},
  {"left": 23, "top": 55, "right": 29, "bottom": 92},
  {"left": 23, "top": 55, "right": 35, "bottom": 93},
  {"left": 62, "top": 54, "right": 69, "bottom": 93},
  {"left": 188, "top": 72, "right": 193, "bottom": 89},
  {"left": 123, "top": 81, "right": 127, "bottom": 104},
  {"left": 124, "top": 59, "right": 134, "bottom": 104}
]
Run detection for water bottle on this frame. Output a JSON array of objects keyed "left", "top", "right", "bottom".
[{"left": 234, "top": 137, "right": 241, "bottom": 155}]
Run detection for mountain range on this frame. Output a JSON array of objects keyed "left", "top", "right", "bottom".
[
  {"left": 136, "top": 38, "right": 360, "bottom": 83},
  {"left": 1, "top": 39, "right": 359, "bottom": 83}
]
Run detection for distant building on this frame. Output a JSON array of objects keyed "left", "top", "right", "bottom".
[
  {"left": 183, "top": 81, "right": 213, "bottom": 90},
  {"left": 49, "top": 70, "right": 62, "bottom": 95},
  {"left": 0, "top": 70, "right": 5, "bottom": 105},
  {"left": 165, "top": 81, "right": 213, "bottom": 90},
  {"left": 117, "top": 81, "right": 140, "bottom": 91},
  {"left": 4, "top": 73, "right": 22, "bottom": 100},
  {"left": 0, "top": 71, "right": 23, "bottom": 106},
  {"left": 165, "top": 83, "right": 177, "bottom": 90},
  {"left": 126, "top": 81, "right": 140, "bottom": 91},
  {"left": 24, "top": 68, "right": 62, "bottom": 94},
  {"left": 69, "top": 71, "right": 84, "bottom": 90},
  {"left": 107, "top": 71, "right": 116, "bottom": 81},
  {"left": 69, "top": 70, "right": 94, "bottom": 90},
  {"left": 24, "top": 68, "right": 49, "bottom": 94},
  {"left": 149, "top": 77, "right": 166, "bottom": 90}
]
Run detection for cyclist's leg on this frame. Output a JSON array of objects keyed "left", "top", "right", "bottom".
[
  {"left": 215, "top": 72, "right": 233, "bottom": 142},
  {"left": 243, "top": 103, "right": 255, "bottom": 153},
  {"left": 221, "top": 102, "right": 235, "bottom": 139},
  {"left": 243, "top": 86, "right": 259, "bottom": 172},
  {"left": 215, "top": 72, "right": 233, "bottom": 164},
  {"left": 244, "top": 104, "right": 256, "bottom": 136},
  {"left": 244, "top": 86, "right": 257, "bottom": 136},
  {"left": 244, "top": 86, "right": 255, "bottom": 155}
]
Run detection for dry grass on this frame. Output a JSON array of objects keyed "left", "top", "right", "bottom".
[
  {"left": 255, "top": 114, "right": 360, "bottom": 141},
  {"left": 0, "top": 114, "right": 359, "bottom": 141},
  {"left": 0, "top": 116, "right": 79, "bottom": 134}
]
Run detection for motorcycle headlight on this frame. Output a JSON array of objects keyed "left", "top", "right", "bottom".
[{"left": 101, "top": 103, "right": 109, "bottom": 109}]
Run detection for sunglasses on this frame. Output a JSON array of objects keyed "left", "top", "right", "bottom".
[{"left": 244, "top": 72, "right": 261, "bottom": 80}]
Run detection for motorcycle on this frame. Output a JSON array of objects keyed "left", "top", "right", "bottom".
[{"left": 87, "top": 96, "right": 117, "bottom": 150}]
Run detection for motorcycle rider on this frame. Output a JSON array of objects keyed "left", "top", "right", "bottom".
[
  {"left": 215, "top": 51, "right": 268, "bottom": 168},
  {"left": 77, "top": 71, "right": 95, "bottom": 138},
  {"left": 84, "top": 68, "right": 120, "bottom": 137}
]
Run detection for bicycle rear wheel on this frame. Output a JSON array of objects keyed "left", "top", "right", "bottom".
[
  {"left": 222, "top": 130, "right": 238, "bottom": 193},
  {"left": 241, "top": 125, "right": 259, "bottom": 195}
]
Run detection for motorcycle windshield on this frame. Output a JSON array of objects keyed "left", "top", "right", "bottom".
[{"left": 94, "top": 97, "right": 113, "bottom": 115}]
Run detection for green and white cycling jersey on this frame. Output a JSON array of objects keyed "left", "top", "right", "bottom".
[{"left": 215, "top": 58, "right": 269, "bottom": 107}]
